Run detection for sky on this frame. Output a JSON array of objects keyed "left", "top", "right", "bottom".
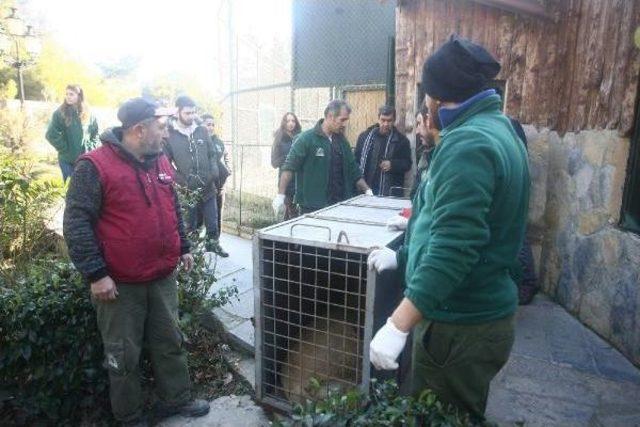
[{"left": 22, "top": 0, "right": 291, "bottom": 95}]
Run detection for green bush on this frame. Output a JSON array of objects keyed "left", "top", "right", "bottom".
[
  {"left": 0, "top": 259, "right": 109, "bottom": 424},
  {"left": 0, "top": 152, "right": 63, "bottom": 285},
  {"left": 0, "top": 154, "right": 239, "bottom": 424},
  {"left": 277, "top": 379, "right": 479, "bottom": 427},
  {"left": 0, "top": 107, "right": 50, "bottom": 154},
  {"left": 174, "top": 185, "right": 239, "bottom": 333},
  {"left": 176, "top": 230, "right": 238, "bottom": 334}
]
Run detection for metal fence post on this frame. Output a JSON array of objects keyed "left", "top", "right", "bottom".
[{"left": 238, "top": 145, "right": 244, "bottom": 229}]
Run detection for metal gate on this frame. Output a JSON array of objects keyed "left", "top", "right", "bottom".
[{"left": 254, "top": 195, "right": 411, "bottom": 412}]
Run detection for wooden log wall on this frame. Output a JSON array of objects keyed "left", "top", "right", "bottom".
[{"left": 395, "top": 0, "right": 640, "bottom": 136}]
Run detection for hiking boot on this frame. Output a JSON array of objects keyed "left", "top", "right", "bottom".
[
  {"left": 206, "top": 240, "right": 229, "bottom": 257},
  {"left": 154, "top": 399, "right": 210, "bottom": 420},
  {"left": 213, "top": 242, "right": 229, "bottom": 258},
  {"left": 204, "top": 239, "right": 216, "bottom": 252}
]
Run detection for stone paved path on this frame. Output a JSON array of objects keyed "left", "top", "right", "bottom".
[{"left": 157, "top": 395, "right": 269, "bottom": 427}]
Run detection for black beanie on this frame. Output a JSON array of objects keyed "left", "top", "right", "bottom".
[{"left": 421, "top": 35, "right": 501, "bottom": 103}]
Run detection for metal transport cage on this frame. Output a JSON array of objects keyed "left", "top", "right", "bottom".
[{"left": 254, "top": 195, "right": 412, "bottom": 412}]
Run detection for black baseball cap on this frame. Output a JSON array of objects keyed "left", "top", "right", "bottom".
[{"left": 117, "top": 97, "right": 176, "bottom": 129}]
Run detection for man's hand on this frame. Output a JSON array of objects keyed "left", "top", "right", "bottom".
[
  {"left": 91, "top": 276, "right": 118, "bottom": 302},
  {"left": 380, "top": 160, "right": 391, "bottom": 172},
  {"left": 370, "top": 317, "right": 409, "bottom": 370},
  {"left": 367, "top": 247, "right": 398, "bottom": 272},
  {"left": 181, "top": 254, "right": 194, "bottom": 272},
  {"left": 272, "top": 194, "right": 285, "bottom": 217},
  {"left": 386, "top": 215, "right": 409, "bottom": 231}
]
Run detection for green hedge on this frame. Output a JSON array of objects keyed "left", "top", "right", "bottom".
[
  {"left": 0, "top": 260, "right": 109, "bottom": 424},
  {"left": 277, "top": 379, "right": 479, "bottom": 427}
]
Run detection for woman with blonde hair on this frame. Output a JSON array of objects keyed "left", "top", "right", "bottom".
[{"left": 45, "top": 84, "right": 99, "bottom": 181}]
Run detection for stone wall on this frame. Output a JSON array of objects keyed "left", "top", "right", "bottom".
[{"left": 526, "top": 127, "right": 640, "bottom": 365}]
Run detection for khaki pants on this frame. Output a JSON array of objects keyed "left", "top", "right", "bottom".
[
  {"left": 95, "top": 274, "right": 191, "bottom": 422},
  {"left": 410, "top": 315, "right": 515, "bottom": 421}
]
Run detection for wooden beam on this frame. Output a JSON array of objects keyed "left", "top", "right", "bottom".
[{"left": 471, "top": 0, "right": 550, "bottom": 19}]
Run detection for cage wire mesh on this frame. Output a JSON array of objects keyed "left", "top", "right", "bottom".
[{"left": 259, "top": 240, "right": 368, "bottom": 404}]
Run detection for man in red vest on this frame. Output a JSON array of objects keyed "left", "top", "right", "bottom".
[{"left": 63, "top": 97, "right": 209, "bottom": 425}]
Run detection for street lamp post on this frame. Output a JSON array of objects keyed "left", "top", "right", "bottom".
[{"left": 0, "top": 7, "right": 41, "bottom": 107}]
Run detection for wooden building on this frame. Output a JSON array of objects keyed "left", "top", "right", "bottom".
[{"left": 395, "top": 0, "right": 640, "bottom": 366}]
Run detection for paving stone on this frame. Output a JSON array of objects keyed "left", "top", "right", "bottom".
[
  {"left": 212, "top": 307, "right": 246, "bottom": 331},
  {"left": 221, "top": 287, "right": 255, "bottom": 320},
  {"left": 487, "top": 351, "right": 640, "bottom": 426},
  {"left": 228, "top": 319, "right": 255, "bottom": 353},
  {"left": 157, "top": 395, "right": 269, "bottom": 427},
  {"left": 227, "top": 350, "right": 256, "bottom": 390},
  {"left": 592, "top": 341, "right": 640, "bottom": 384},
  {"left": 218, "top": 268, "right": 254, "bottom": 297}
]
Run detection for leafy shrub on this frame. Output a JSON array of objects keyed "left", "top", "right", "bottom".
[
  {"left": 174, "top": 185, "right": 239, "bottom": 333},
  {"left": 277, "top": 379, "right": 480, "bottom": 427},
  {"left": 0, "top": 153, "right": 63, "bottom": 285},
  {"left": 0, "top": 154, "right": 238, "bottom": 424},
  {"left": 0, "top": 107, "right": 50, "bottom": 154},
  {"left": 0, "top": 259, "right": 109, "bottom": 424},
  {"left": 176, "top": 230, "right": 239, "bottom": 334}
]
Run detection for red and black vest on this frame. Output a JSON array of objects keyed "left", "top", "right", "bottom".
[{"left": 81, "top": 144, "right": 181, "bottom": 283}]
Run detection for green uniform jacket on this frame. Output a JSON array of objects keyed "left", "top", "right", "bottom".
[
  {"left": 45, "top": 108, "right": 100, "bottom": 164},
  {"left": 399, "top": 95, "right": 530, "bottom": 324},
  {"left": 281, "top": 120, "right": 362, "bottom": 210}
]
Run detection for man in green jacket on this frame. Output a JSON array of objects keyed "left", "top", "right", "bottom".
[
  {"left": 273, "top": 100, "right": 372, "bottom": 215},
  {"left": 367, "top": 35, "right": 530, "bottom": 421}
]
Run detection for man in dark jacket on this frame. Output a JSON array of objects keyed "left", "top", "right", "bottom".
[
  {"left": 164, "top": 96, "right": 226, "bottom": 257},
  {"left": 202, "top": 114, "right": 230, "bottom": 257},
  {"left": 63, "top": 97, "right": 209, "bottom": 425},
  {"left": 354, "top": 105, "right": 412, "bottom": 197}
]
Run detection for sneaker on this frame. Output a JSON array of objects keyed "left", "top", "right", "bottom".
[{"left": 154, "top": 399, "right": 210, "bottom": 420}]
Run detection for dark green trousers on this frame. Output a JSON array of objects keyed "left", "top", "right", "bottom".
[
  {"left": 410, "top": 315, "right": 515, "bottom": 421},
  {"left": 95, "top": 274, "right": 191, "bottom": 422}
]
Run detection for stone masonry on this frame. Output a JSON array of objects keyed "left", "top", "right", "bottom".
[{"left": 525, "top": 127, "right": 640, "bottom": 366}]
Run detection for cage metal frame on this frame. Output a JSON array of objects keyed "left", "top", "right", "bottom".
[{"left": 254, "top": 196, "right": 407, "bottom": 413}]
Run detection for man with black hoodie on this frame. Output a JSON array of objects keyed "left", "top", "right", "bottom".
[
  {"left": 63, "top": 98, "right": 209, "bottom": 425},
  {"left": 163, "top": 95, "right": 227, "bottom": 257},
  {"left": 354, "top": 105, "right": 412, "bottom": 197}
]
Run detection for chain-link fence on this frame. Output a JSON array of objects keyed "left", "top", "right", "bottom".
[
  {"left": 214, "top": 0, "right": 401, "bottom": 233},
  {"left": 221, "top": 142, "right": 279, "bottom": 233}
]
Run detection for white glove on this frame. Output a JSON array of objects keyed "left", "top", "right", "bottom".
[
  {"left": 272, "top": 194, "right": 285, "bottom": 217},
  {"left": 365, "top": 189, "right": 374, "bottom": 196},
  {"left": 386, "top": 215, "right": 408, "bottom": 231},
  {"left": 367, "top": 247, "right": 398, "bottom": 272},
  {"left": 370, "top": 317, "right": 409, "bottom": 370}
]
